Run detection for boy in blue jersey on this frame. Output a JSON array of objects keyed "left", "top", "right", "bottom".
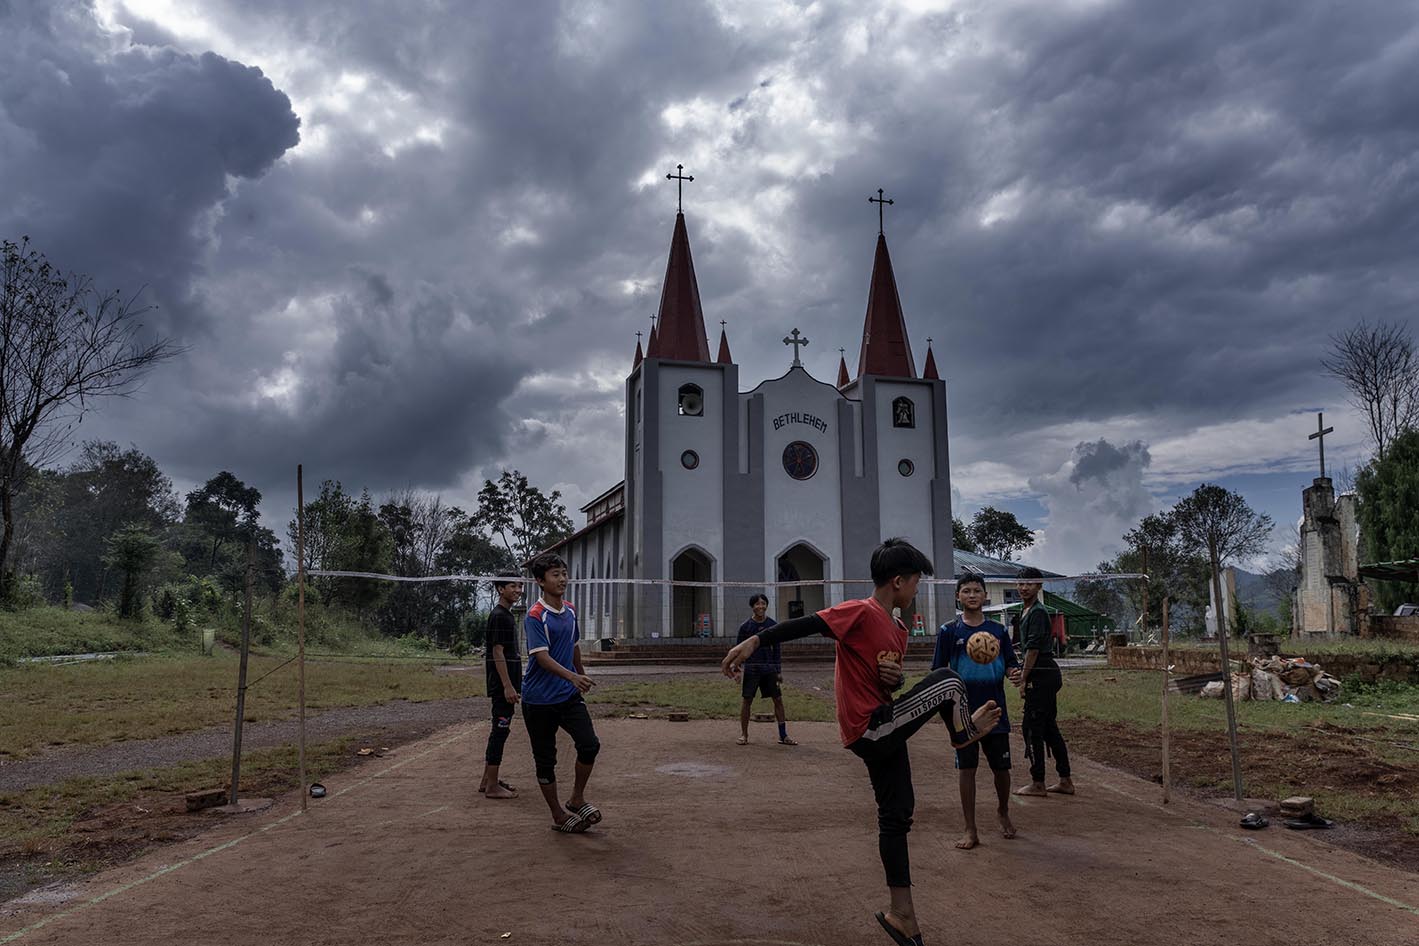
[
  {"left": 932, "top": 573, "right": 1019, "bottom": 850},
  {"left": 521, "top": 552, "right": 602, "bottom": 833}
]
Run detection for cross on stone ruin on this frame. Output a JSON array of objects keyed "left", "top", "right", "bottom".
[
  {"left": 783, "top": 327, "right": 810, "bottom": 366},
  {"left": 869, "top": 188, "right": 894, "bottom": 235},
  {"left": 666, "top": 164, "right": 694, "bottom": 212},
  {"left": 1309, "top": 412, "right": 1335, "bottom": 479}
]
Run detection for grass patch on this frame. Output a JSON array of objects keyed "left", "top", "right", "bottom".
[
  {"left": 589, "top": 679, "right": 836, "bottom": 721},
  {"left": 0, "top": 607, "right": 193, "bottom": 660},
  {"left": 1057, "top": 667, "right": 1419, "bottom": 734},
  {"left": 0, "top": 653, "right": 486, "bottom": 759}
]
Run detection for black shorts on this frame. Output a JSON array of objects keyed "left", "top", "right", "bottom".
[
  {"left": 742, "top": 670, "right": 781, "bottom": 700},
  {"left": 955, "top": 731, "right": 1012, "bottom": 771}
]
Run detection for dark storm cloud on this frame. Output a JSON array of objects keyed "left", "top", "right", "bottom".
[
  {"left": 2, "top": 0, "right": 1415, "bottom": 537},
  {"left": 0, "top": 2, "right": 299, "bottom": 334}
]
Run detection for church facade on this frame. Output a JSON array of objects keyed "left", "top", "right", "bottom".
[{"left": 553, "top": 206, "right": 953, "bottom": 640}]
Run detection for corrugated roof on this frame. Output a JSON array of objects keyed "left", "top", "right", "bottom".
[{"left": 951, "top": 548, "right": 1065, "bottom": 580}]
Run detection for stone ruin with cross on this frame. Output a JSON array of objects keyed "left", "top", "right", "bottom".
[{"left": 1294, "top": 413, "right": 1367, "bottom": 637}]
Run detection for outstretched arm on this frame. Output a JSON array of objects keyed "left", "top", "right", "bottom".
[{"left": 722, "top": 614, "right": 829, "bottom": 678}]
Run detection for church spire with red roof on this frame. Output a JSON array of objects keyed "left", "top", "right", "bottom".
[
  {"left": 922, "top": 338, "right": 938, "bottom": 380},
  {"left": 715, "top": 322, "right": 733, "bottom": 365},
  {"left": 632, "top": 333, "right": 644, "bottom": 369},
  {"left": 646, "top": 320, "right": 660, "bottom": 357},
  {"left": 855, "top": 189, "right": 916, "bottom": 380},
  {"left": 837, "top": 348, "right": 850, "bottom": 388}
]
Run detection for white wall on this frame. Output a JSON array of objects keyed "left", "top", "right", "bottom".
[
  {"left": 755, "top": 367, "right": 845, "bottom": 588},
  {"left": 658, "top": 365, "right": 725, "bottom": 571},
  {"left": 875, "top": 380, "right": 937, "bottom": 557}
]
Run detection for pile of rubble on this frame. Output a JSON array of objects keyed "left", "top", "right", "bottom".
[{"left": 1200, "top": 656, "right": 1342, "bottom": 703}]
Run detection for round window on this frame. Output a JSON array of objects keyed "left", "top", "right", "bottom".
[
  {"left": 681, "top": 450, "right": 700, "bottom": 470},
  {"left": 782, "top": 441, "right": 819, "bottom": 480},
  {"left": 898, "top": 458, "right": 915, "bottom": 477}
]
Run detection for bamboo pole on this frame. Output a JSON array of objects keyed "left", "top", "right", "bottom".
[
  {"left": 1160, "top": 596, "right": 1171, "bottom": 805},
  {"left": 1211, "top": 546, "right": 1245, "bottom": 803},
  {"left": 297, "top": 465, "right": 308, "bottom": 813},
  {"left": 229, "top": 539, "right": 255, "bottom": 806}
]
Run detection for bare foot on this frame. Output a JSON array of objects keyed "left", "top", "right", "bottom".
[
  {"left": 1014, "top": 782, "right": 1048, "bottom": 797},
  {"left": 999, "top": 811, "right": 1017, "bottom": 838},
  {"left": 1047, "top": 779, "right": 1075, "bottom": 795},
  {"left": 955, "top": 830, "right": 980, "bottom": 850},
  {"left": 484, "top": 785, "right": 517, "bottom": 799}
]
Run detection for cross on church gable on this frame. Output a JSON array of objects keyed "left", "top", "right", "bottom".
[{"left": 783, "top": 327, "right": 810, "bottom": 366}]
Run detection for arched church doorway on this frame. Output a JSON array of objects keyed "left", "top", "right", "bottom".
[
  {"left": 671, "top": 547, "right": 713, "bottom": 638},
  {"left": 776, "top": 543, "right": 827, "bottom": 622}
]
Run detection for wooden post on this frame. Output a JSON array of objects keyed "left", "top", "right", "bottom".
[
  {"left": 297, "top": 465, "right": 308, "bottom": 813},
  {"left": 1160, "top": 596, "right": 1171, "bottom": 805},
  {"left": 229, "top": 539, "right": 255, "bottom": 806},
  {"left": 1211, "top": 544, "right": 1245, "bottom": 803}
]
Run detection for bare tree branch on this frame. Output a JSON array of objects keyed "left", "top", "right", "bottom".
[
  {"left": 0, "top": 238, "right": 182, "bottom": 588},
  {"left": 1321, "top": 319, "right": 1419, "bottom": 458}
]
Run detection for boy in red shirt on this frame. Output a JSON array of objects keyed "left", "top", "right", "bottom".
[{"left": 722, "top": 539, "right": 1000, "bottom": 946}]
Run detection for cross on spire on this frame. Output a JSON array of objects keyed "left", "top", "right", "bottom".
[
  {"left": 1309, "top": 412, "right": 1335, "bottom": 479},
  {"left": 783, "top": 327, "right": 810, "bottom": 366},
  {"left": 666, "top": 164, "right": 694, "bottom": 212},
  {"left": 869, "top": 188, "right": 894, "bottom": 235}
]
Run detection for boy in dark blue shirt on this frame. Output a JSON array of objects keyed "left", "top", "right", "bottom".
[
  {"left": 521, "top": 552, "right": 602, "bottom": 833},
  {"left": 734, "top": 594, "right": 797, "bottom": 746},
  {"left": 932, "top": 573, "right": 1019, "bottom": 849}
]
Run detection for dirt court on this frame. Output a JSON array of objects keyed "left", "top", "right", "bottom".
[{"left": 3, "top": 718, "right": 1418, "bottom": 946}]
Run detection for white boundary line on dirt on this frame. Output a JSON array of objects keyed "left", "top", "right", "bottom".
[
  {"left": 0, "top": 726, "right": 478, "bottom": 945},
  {"left": 1095, "top": 778, "right": 1419, "bottom": 918}
]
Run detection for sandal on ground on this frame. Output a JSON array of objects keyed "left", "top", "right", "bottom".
[
  {"left": 550, "top": 811, "right": 589, "bottom": 834},
  {"left": 1239, "top": 812, "right": 1269, "bottom": 830},
  {"left": 566, "top": 801, "right": 602, "bottom": 826},
  {"left": 874, "top": 911, "right": 923, "bottom": 946},
  {"left": 1284, "top": 814, "right": 1334, "bottom": 830},
  {"left": 736, "top": 735, "right": 749, "bottom": 745},
  {"left": 778, "top": 736, "right": 799, "bottom": 746}
]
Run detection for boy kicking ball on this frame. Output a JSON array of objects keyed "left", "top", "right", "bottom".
[
  {"left": 521, "top": 553, "right": 602, "bottom": 833},
  {"left": 722, "top": 539, "right": 1000, "bottom": 946},
  {"left": 932, "top": 573, "right": 1019, "bottom": 849}
]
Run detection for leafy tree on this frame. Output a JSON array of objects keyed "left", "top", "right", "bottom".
[
  {"left": 952, "top": 516, "right": 977, "bottom": 553},
  {"left": 0, "top": 238, "right": 179, "bottom": 596},
  {"left": 967, "top": 506, "right": 1033, "bottom": 561},
  {"left": 473, "top": 471, "right": 573, "bottom": 566},
  {"left": 288, "top": 483, "right": 391, "bottom": 618},
  {"left": 104, "top": 525, "right": 162, "bottom": 618},
  {"left": 1073, "top": 566, "right": 1125, "bottom": 623},
  {"left": 1356, "top": 429, "right": 1419, "bottom": 610},
  {"left": 1172, "top": 483, "right": 1273, "bottom": 802},
  {"left": 185, "top": 471, "right": 262, "bottom": 570}
]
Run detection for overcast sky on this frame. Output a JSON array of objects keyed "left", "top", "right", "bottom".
[{"left": 4, "top": 0, "right": 1415, "bottom": 573}]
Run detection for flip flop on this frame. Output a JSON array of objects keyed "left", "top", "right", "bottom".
[
  {"left": 778, "top": 736, "right": 799, "bottom": 746},
  {"left": 1284, "top": 816, "right": 1334, "bottom": 830},
  {"left": 874, "top": 911, "right": 923, "bottom": 946},
  {"left": 736, "top": 736, "right": 749, "bottom": 745},
  {"left": 550, "top": 810, "right": 589, "bottom": 834},
  {"left": 1239, "top": 812, "right": 1269, "bottom": 830},
  {"left": 567, "top": 801, "right": 602, "bottom": 825}
]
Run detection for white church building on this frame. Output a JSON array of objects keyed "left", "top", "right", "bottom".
[{"left": 553, "top": 201, "right": 954, "bottom": 640}]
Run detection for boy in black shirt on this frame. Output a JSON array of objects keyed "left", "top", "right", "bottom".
[
  {"left": 479, "top": 578, "right": 523, "bottom": 800},
  {"left": 1011, "top": 567, "right": 1073, "bottom": 797},
  {"left": 734, "top": 593, "right": 797, "bottom": 746}
]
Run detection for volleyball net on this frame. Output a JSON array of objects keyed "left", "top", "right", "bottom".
[{"left": 306, "top": 568, "right": 1146, "bottom": 650}]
